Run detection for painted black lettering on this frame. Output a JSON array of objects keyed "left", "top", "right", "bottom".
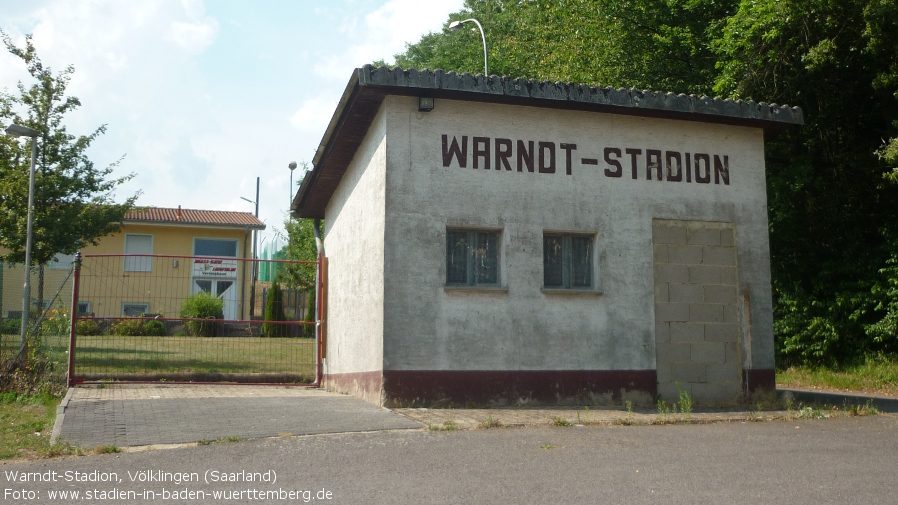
[
  {"left": 714, "top": 155, "right": 730, "bottom": 185},
  {"left": 695, "top": 153, "right": 711, "bottom": 183},
  {"left": 625, "top": 148, "right": 642, "bottom": 179},
  {"left": 647, "top": 149, "right": 662, "bottom": 181},
  {"left": 441, "top": 135, "right": 467, "bottom": 168},
  {"left": 538, "top": 141, "right": 556, "bottom": 174},
  {"left": 581, "top": 158, "right": 598, "bottom": 165},
  {"left": 495, "top": 138, "right": 513, "bottom": 171},
  {"left": 604, "top": 147, "right": 623, "bottom": 178},
  {"left": 666, "top": 151, "right": 682, "bottom": 182},
  {"left": 517, "top": 140, "right": 534, "bottom": 172},
  {"left": 473, "top": 136, "right": 490, "bottom": 170},
  {"left": 560, "top": 143, "right": 577, "bottom": 175},
  {"left": 685, "top": 153, "right": 692, "bottom": 183}
]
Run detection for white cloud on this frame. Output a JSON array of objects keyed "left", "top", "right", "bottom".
[
  {"left": 168, "top": 18, "right": 219, "bottom": 54},
  {"left": 290, "top": 95, "right": 340, "bottom": 134},
  {"left": 313, "top": 0, "right": 464, "bottom": 80}
]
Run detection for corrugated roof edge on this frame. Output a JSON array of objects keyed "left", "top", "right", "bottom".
[{"left": 358, "top": 64, "right": 804, "bottom": 126}]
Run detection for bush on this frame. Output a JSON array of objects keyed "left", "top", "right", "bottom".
[
  {"left": 179, "top": 292, "right": 224, "bottom": 337},
  {"left": 143, "top": 319, "right": 167, "bottom": 337},
  {"left": 110, "top": 318, "right": 146, "bottom": 337},
  {"left": 75, "top": 319, "right": 101, "bottom": 336},
  {"left": 262, "top": 282, "right": 287, "bottom": 337},
  {"left": 1, "top": 318, "right": 21, "bottom": 335}
]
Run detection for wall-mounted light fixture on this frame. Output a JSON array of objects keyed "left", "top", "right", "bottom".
[{"left": 418, "top": 97, "right": 434, "bottom": 112}]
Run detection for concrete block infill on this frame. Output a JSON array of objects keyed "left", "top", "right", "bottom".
[
  {"left": 691, "top": 343, "right": 726, "bottom": 363},
  {"left": 689, "top": 303, "right": 724, "bottom": 323},
  {"left": 656, "top": 303, "right": 690, "bottom": 323},
  {"left": 669, "top": 245, "right": 704, "bottom": 264},
  {"left": 669, "top": 322, "right": 705, "bottom": 343},
  {"left": 702, "top": 246, "right": 737, "bottom": 266},
  {"left": 687, "top": 227, "right": 720, "bottom": 246},
  {"left": 669, "top": 283, "right": 704, "bottom": 304},
  {"left": 704, "top": 285, "right": 738, "bottom": 304},
  {"left": 689, "top": 265, "right": 723, "bottom": 285}
]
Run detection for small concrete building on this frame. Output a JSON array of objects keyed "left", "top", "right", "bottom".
[{"left": 291, "top": 66, "right": 802, "bottom": 406}]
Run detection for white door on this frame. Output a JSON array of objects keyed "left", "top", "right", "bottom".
[{"left": 192, "top": 279, "right": 237, "bottom": 320}]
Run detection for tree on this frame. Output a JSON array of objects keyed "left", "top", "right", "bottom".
[
  {"left": 261, "top": 281, "right": 287, "bottom": 338},
  {"left": 390, "top": 0, "right": 734, "bottom": 94},
  {"left": 714, "top": 0, "right": 898, "bottom": 364},
  {"left": 0, "top": 33, "right": 138, "bottom": 288}
]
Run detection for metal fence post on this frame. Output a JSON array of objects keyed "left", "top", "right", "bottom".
[{"left": 67, "top": 252, "right": 81, "bottom": 387}]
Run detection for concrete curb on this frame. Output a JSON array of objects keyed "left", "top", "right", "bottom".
[
  {"left": 49, "top": 388, "right": 74, "bottom": 445},
  {"left": 778, "top": 388, "right": 898, "bottom": 413}
]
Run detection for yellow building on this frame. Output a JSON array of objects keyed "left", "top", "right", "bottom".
[{"left": 1, "top": 207, "right": 265, "bottom": 322}]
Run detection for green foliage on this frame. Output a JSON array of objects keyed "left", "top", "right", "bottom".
[
  {"left": 1, "top": 318, "right": 20, "bottom": 335},
  {"left": 262, "top": 281, "right": 287, "bottom": 337},
  {"left": 0, "top": 32, "right": 138, "bottom": 267},
  {"left": 109, "top": 318, "right": 145, "bottom": 337},
  {"left": 279, "top": 216, "right": 319, "bottom": 291},
  {"left": 303, "top": 288, "right": 316, "bottom": 338},
  {"left": 713, "top": 0, "right": 898, "bottom": 365},
  {"left": 179, "top": 292, "right": 224, "bottom": 337},
  {"left": 392, "top": 0, "right": 732, "bottom": 94},
  {"left": 74, "top": 318, "right": 100, "bottom": 336}
]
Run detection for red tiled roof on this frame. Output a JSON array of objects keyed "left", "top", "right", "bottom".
[{"left": 125, "top": 207, "right": 265, "bottom": 229}]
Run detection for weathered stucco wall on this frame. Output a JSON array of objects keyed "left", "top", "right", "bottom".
[
  {"left": 323, "top": 108, "right": 388, "bottom": 403},
  {"left": 377, "top": 95, "right": 772, "bottom": 400}
]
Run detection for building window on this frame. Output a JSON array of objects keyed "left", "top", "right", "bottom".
[
  {"left": 77, "top": 302, "right": 91, "bottom": 316},
  {"left": 49, "top": 253, "right": 74, "bottom": 270},
  {"left": 543, "top": 233, "right": 593, "bottom": 289},
  {"left": 194, "top": 238, "right": 238, "bottom": 257},
  {"left": 122, "top": 303, "right": 149, "bottom": 317},
  {"left": 446, "top": 229, "right": 500, "bottom": 286},
  {"left": 124, "top": 234, "right": 153, "bottom": 272}
]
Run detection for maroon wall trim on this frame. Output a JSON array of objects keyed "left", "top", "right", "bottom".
[
  {"left": 325, "top": 371, "right": 383, "bottom": 405},
  {"left": 742, "top": 369, "right": 776, "bottom": 394},
  {"left": 382, "top": 370, "right": 656, "bottom": 407}
]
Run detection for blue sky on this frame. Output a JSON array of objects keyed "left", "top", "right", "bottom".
[{"left": 0, "top": 0, "right": 464, "bottom": 248}]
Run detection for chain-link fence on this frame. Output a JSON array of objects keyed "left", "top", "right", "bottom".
[{"left": 68, "top": 254, "right": 321, "bottom": 384}]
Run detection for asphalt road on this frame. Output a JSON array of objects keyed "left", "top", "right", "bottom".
[{"left": 3, "top": 415, "right": 897, "bottom": 504}]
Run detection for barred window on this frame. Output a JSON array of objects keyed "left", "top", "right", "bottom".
[
  {"left": 543, "top": 233, "right": 593, "bottom": 289},
  {"left": 446, "top": 229, "right": 500, "bottom": 286}
]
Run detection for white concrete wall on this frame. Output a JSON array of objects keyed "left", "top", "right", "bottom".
[
  {"left": 380, "top": 96, "right": 772, "bottom": 372},
  {"left": 323, "top": 108, "right": 387, "bottom": 376}
]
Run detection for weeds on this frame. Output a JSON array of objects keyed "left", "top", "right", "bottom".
[
  {"left": 540, "top": 443, "right": 554, "bottom": 450},
  {"left": 478, "top": 416, "right": 502, "bottom": 429},
  {"left": 677, "top": 384, "right": 693, "bottom": 422},
  {"left": 427, "top": 421, "right": 459, "bottom": 431},
  {"left": 551, "top": 416, "right": 572, "bottom": 427},
  {"left": 93, "top": 445, "right": 121, "bottom": 454}
]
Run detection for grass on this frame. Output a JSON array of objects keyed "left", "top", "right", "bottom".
[
  {"left": 2, "top": 332, "right": 317, "bottom": 381},
  {"left": 777, "top": 354, "right": 898, "bottom": 396},
  {"left": 0, "top": 393, "right": 75, "bottom": 460},
  {"left": 427, "top": 420, "right": 459, "bottom": 431}
]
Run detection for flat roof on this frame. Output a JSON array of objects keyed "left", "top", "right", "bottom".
[
  {"left": 292, "top": 65, "right": 804, "bottom": 219},
  {"left": 125, "top": 207, "right": 265, "bottom": 230}
]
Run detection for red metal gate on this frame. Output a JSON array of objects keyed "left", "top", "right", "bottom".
[{"left": 67, "top": 253, "right": 326, "bottom": 385}]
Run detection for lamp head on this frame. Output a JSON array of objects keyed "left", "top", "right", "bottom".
[
  {"left": 5, "top": 123, "right": 40, "bottom": 138},
  {"left": 288, "top": 161, "right": 297, "bottom": 171},
  {"left": 448, "top": 20, "right": 462, "bottom": 30}
]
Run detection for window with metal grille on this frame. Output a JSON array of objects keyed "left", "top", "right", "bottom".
[
  {"left": 446, "top": 229, "right": 500, "bottom": 286},
  {"left": 77, "top": 302, "right": 91, "bottom": 316},
  {"left": 122, "top": 303, "right": 149, "bottom": 317},
  {"left": 543, "top": 233, "right": 593, "bottom": 289}
]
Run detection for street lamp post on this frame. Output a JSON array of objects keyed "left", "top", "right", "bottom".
[
  {"left": 288, "top": 161, "right": 297, "bottom": 207},
  {"left": 5, "top": 123, "right": 40, "bottom": 349},
  {"left": 240, "top": 176, "right": 260, "bottom": 317},
  {"left": 449, "top": 18, "right": 488, "bottom": 76}
]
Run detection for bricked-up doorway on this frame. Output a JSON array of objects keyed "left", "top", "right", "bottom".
[{"left": 653, "top": 220, "right": 742, "bottom": 402}]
